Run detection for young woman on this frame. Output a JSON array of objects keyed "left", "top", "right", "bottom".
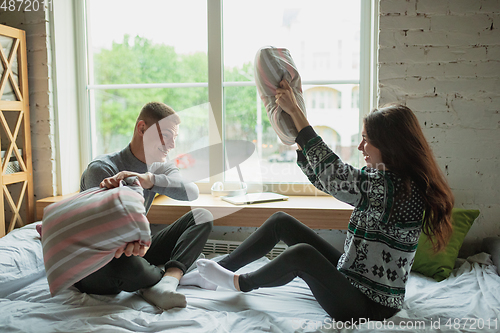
[{"left": 196, "top": 80, "right": 454, "bottom": 322}]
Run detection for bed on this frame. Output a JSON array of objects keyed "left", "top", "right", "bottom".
[{"left": 1, "top": 223, "right": 499, "bottom": 333}]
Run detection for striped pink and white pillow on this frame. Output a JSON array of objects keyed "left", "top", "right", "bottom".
[
  {"left": 41, "top": 180, "right": 151, "bottom": 295},
  {"left": 254, "top": 46, "right": 307, "bottom": 146}
]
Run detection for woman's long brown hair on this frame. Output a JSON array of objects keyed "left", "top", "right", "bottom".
[{"left": 364, "top": 104, "right": 454, "bottom": 252}]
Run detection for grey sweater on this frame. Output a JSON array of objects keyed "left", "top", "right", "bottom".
[{"left": 80, "top": 145, "right": 199, "bottom": 213}]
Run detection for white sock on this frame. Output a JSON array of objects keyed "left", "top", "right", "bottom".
[
  {"left": 196, "top": 259, "right": 237, "bottom": 291},
  {"left": 141, "top": 276, "right": 187, "bottom": 310},
  {"left": 179, "top": 270, "right": 218, "bottom": 290}
]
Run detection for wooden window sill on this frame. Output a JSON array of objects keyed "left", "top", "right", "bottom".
[{"left": 36, "top": 194, "right": 353, "bottom": 230}]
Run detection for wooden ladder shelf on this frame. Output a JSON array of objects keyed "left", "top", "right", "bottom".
[{"left": 0, "top": 24, "right": 34, "bottom": 236}]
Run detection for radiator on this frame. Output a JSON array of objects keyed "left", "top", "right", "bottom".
[{"left": 203, "top": 239, "right": 287, "bottom": 260}]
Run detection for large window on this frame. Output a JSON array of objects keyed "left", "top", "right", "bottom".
[
  {"left": 86, "top": 0, "right": 209, "bottom": 170},
  {"left": 83, "top": 0, "right": 373, "bottom": 194}
]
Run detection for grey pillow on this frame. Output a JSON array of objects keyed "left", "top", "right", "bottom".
[{"left": 41, "top": 178, "right": 151, "bottom": 295}]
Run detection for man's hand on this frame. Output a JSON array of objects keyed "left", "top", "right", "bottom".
[
  {"left": 115, "top": 242, "right": 149, "bottom": 258},
  {"left": 99, "top": 174, "right": 121, "bottom": 189},
  {"left": 100, "top": 171, "right": 154, "bottom": 189}
]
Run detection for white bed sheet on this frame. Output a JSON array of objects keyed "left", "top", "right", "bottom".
[{"left": 1, "top": 224, "right": 499, "bottom": 333}]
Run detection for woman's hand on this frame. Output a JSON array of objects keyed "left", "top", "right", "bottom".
[
  {"left": 275, "top": 80, "right": 301, "bottom": 115},
  {"left": 275, "top": 80, "right": 310, "bottom": 133},
  {"left": 100, "top": 171, "right": 154, "bottom": 189},
  {"left": 115, "top": 242, "right": 149, "bottom": 258}
]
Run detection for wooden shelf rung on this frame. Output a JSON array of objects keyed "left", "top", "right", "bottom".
[
  {"left": 0, "top": 101, "right": 23, "bottom": 111},
  {"left": 2, "top": 172, "right": 28, "bottom": 184},
  {"left": 0, "top": 24, "right": 34, "bottom": 237}
]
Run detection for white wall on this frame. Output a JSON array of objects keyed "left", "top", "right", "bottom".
[
  {"left": 378, "top": 0, "right": 500, "bottom": 255},
  {"left": 48, "top": 1, "right": 84, "bottom": 196},
  {"left": 0, "top": 7, "right": 57, "bottom": 205},
  {"left": 2, "top": 3, "right": 83, "bottom": 222}
]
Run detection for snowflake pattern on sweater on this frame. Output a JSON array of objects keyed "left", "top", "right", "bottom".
[{"left": 298, "top": 136, "right": 424, "bottom": 309}]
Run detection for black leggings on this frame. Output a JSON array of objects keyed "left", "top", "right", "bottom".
[
  {"left": 74, "top": 208, "right": 213, "bottom": 295},
  {"left": 218, "top": 211, "right": 398, "bottom": 322}
]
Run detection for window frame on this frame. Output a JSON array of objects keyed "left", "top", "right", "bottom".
[{"left": 59, "top": 0, "right": 378, "bottom": 196}]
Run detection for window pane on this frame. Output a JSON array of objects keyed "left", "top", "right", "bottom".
[
  {"left": 224, "top": 85, "right": 308, "bottom": 183},
  {"left": 223, "top": 0, "right": 361, "bottom": 183},
  {"left": 87, "top": 0, "right": 210, "bottom": 182},
  {"left": 87, "top": 0, "right": 207, "bottom": 85}
]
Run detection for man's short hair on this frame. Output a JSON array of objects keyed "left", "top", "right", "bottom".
[{"left": 137, "top": 102, "right": 181, "bottom": 128}]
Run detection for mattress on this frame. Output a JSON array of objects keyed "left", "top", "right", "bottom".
[{"left": 1, "top": 223, "right": 499, "bottom": 333}]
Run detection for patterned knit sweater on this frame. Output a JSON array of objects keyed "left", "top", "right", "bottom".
[{"left": 296, "top": 126, "right": 424, "bottom": 309}]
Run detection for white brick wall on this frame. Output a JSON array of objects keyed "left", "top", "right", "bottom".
[
  {"left": 379, "top": 0, "right": 500, "bottom": 255},
  {"left": 1, "top": 8, "right": 57, "bottom": 206}
]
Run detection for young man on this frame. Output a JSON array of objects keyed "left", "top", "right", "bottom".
[{"left": 76, "top": 102, "right": 213, "bottom": 310}]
